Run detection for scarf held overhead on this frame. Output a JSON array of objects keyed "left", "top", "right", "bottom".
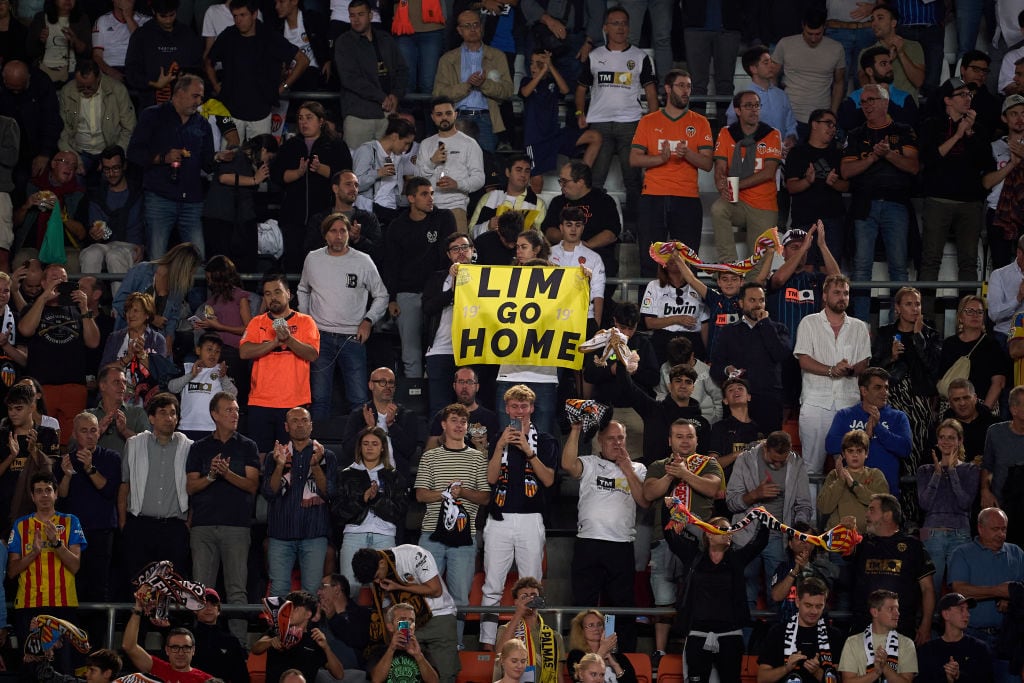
[
  {"left": 649, "top": 226, "right": 781, "bottom": 275},
  {"left": 664, "top": 500, "right": 862, "bottom": 556}
]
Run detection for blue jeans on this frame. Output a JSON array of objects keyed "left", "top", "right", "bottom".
[
  {"left": 495, "top": 380, "right": 558, "bottom": 436},
  {"left": 426, "top": 354, "right": 456, "bottom": 418},
  {"left": 827, "top": 27, "right": 876, "bottom": 91},
  {"left": 744, "top": 531, "right": 789, "bottom": 611},
  {"left": 459, "top": 110, "right": 496, "bottom": 152},
  {"left": 418, "top": 533, "right": 476, "bottom": 647},
  {"left": 267, "top": 536, "right": 329, "bottom": 597},
  {"left": 619, "top": 0, "right": 673, "bottom": 79},
  {"left": 339, "top": 531, "right": 395, "bottom": 590},
  {"left": 397, "top": 31, "right": 444, "bottom": 94},
  {"left": 956, "top": 0, "right": 984, "bottom": 55},
  {"left": 144, "top": 192, "right": 204, "bottom": 259},
  {"left": 852, "top": 200, "right": 909, "bottom": 321},
  {"left": 310, "top": 331, "right": 368, "bottom": 422},
  {"left": 921, "top": 527, "right": 970, "bottom": 595}
]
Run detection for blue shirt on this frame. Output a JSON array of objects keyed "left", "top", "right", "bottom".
[
  {"left": 948, "top": 538, "right": 1024, "bottom": 628},
  {"left": 893, "top": 0, "right": 937, "bottom": 25},
  {"left": 126, "top": 102, "right": 215, "bottom": 203},
  {"left": 458, "top": 45, "right": 489, "bottom": 111},
  {"left": 726, "top": 81, "right": 798, "bottom": 141},
  {"left": 704, "top": 287, "right": 740, "bottom": 357},
  {"left": 768, "top": 270, "right": 826, "bottom": 346},
  {"left": 825, "top": 404, "right": 912, "bottom": 495},
  {"left": 54, "top": 446, "right": 122, "bottom": 531},
  {"left": 261, "top": 443, "right": 336, "bottom": 540}
]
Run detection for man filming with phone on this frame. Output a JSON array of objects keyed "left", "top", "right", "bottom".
[
  {"left": 492, "top": 577, "right": 563, "bottom": 681},
  {"left": 368, "top": 603, "right": 438, "bottom": 683},
  {"left": 18, "top": 264, "right": 101, "bottom": 443}
]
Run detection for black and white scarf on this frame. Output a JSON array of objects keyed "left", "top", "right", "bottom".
[
  {"left": 783, "top": 614, "right": 834, "bottom": 682},
  {"left": 491, "top": 423, "right": 539, "bottom": 520},
  {"left": 863, "top": 626, "right": 900, "bottom": 675}
]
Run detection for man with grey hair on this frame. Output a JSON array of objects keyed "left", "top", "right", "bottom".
[
  {"left": 840, "top": 82, "right": 920, "bottom": 321},
  {"left": 949, "top": 507, "right": 1024, "bottom": 682},
  {"left": 55, "top": 411, "right": 122, "bottom": 602}
]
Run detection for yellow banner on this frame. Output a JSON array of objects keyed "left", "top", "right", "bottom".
[{"left": 452, "top": 265, "right": 590, "bottom": 369}]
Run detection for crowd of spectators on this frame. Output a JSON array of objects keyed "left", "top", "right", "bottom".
[{"left": 3, "top": 0, "right": 1024, "bottom": 681}]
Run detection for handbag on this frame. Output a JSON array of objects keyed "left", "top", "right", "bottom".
[
  {"left": 529, "top": 0, "right": 575, "bottom": 59},
  {"left": 936, "top": 334, "right": 985, "bottom": 398}
]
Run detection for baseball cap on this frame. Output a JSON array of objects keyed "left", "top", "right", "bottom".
[
  {"left": 1003, "top": 94, "right": 1024, "bottom": 114},
  {"left": 204, "top": 587, "right": 221, "bottom": 603},
  {"left": 781, "top": 229, "right": 808, "bottom": 246},
  {"left": 937, "top": 592, "right": 975, "bottom": 611},
  {"left": 938, "top": 77, "right": 974, "bottom": 100}
]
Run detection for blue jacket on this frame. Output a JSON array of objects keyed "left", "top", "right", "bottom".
[
  {"left": 112, "top": 261, "right": 203, "bottom": 339},
  {"left": 826, "top": 403, "right": 912, "bottom": 495},
  {"left": 127, "top": 102, "right": 214, "bottom": 203}
]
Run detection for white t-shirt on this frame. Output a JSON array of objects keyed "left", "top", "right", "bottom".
[
  {"left": 330, "top": 0, "right": 381, "bottom": 23},
  {"left": 178, "top": 364, "right": 227, "bottom": 431},
  {"left": 576, "top": 455, "right": 646, "bottom": 542},
  {"left": 987, "top": 137, "right": 1013, "bottom": 210},
  {"left": 426, "top": 274, "right": 455, "bottom": 356},
  {"left": 640, "top": 281, "right": 708, "bottom": 333},
  {"left": 283, "top": 12, "right": 318, "bottom": 69},
  {"left": 549, "top": 242, "right": 604, "bottom": 319},
  {"left": 391, "top": 544, "right": 457, "bottom": 616},
  {"left": 93, "top": 11, "right": 150, "bottom": 68}
]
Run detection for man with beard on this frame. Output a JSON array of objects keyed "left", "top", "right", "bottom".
[
  {"left": 469, "top": 155, "right": 547, "bottom": 238},
  {"left": 298, "top": 213, "right": 388, "bottom": 421},
  {"left": 629, "top": 69, "right": 714, "bottom": 278},
  {"left": 859, "top": 4, "right": 925, "bottom": 101},
  {"left": 642, "top": 420, "right": 722, "bottom": 658},
  {"left": 341, "top": 367, "right": 419, "bottom": 475},
  {"left": 304, "top": 171, "right": 381, "bottom": 257},
  {"left": 710, "top": 282, "right": 792, "bottom": 433},
  {"left": 793, "top": 274, "right": 871, "bottom": 487},
  {"left": 381, "top": 178, "right": 456, "bottom": 381},
  {"left": 423, "top": 367, "right": 498, "bottom": 453},
  {"left": 240, "top": 273, "right": 320, "bottom": 455},
  {"left": 837, "top": 46, "right": 919, "bottom": 131},
  {"left": 940, "top": 378, "right": 999, "bottom": 461},
  {"left": 848, "top": 494, "right": 935, "bottom": 644},
  {"left": 415, "top": 98, "right": 484, "bottom": 233}
]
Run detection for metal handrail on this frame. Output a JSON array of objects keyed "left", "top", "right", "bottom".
[{"left": 50, "top": 602, "right": 856, "bottom": 648}]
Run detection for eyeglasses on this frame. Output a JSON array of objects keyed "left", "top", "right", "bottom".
[
  {"left": 966, "top": 64, "right": 991, "bottom": 74},
  {"left": 952, "top": 91, "right": 974, "bottom": 99},
  {"left": 102, "top": 165, "right": 123, "bottom": 173},
  {"left": 53, "top": 156, "right": 76, "bottom": 165},
  {"left": 167, "top": 645, "right": 194, "bottom": 653},
  {"left": 714, "top": 526, "right": 731, "bottom": 532},
  {"left": 454, "top": 379, "right": 477, "bottom": 385},
  {"left": 448, "top": 244, "right": 472, "bottom": 253},
  {"left": 961, "top": 307, "right": 984, "bottom": 315},
  {"left": 861, "top": 96, "right": 884, "bottom": 104},
  {"left": 740, "top": 102, "right": 761, "bottom": 110},
  {"left": 814, "top": 119, "right": 837, "bottom": 127},
  {"left": 557, "top": 177, "right": 574, "bottom": 186},
  {"left": 371, "top": 379, "right": 397, "bottom": 387}
]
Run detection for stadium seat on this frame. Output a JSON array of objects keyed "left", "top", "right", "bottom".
[
  {"left": 624, "top": 653, "right": 652, "bottom": 683},
  {"left": 654, "top": 654, "right": 684, "bottom": 683},
  {"left": 457, "top": 651, "right": 496, "bottom": 683},
  {"left": 247, "top": 650, "right": 267, "bottom": 683},
  {"left": 741, "top": 654, "right": 759, "bottom": 683}
]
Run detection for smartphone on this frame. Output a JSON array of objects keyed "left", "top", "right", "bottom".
[
  {"left": 603, "top": 614, "right": 615, "bottom": 638},
  {"left": 397, "top": 620, "right": 410, "bottom": 642},
  {"left": 509, "top": 418, "right": 522, "bottom": 432},
  {"left": 56, "top": 281, "right": 77, "bottom": 305}
]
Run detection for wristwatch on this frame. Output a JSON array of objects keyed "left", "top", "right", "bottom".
[{"left": 86, "top": 465, "right": 97, "bottom": 475}]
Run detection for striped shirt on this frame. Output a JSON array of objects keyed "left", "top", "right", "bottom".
[
  {"left": 415, "top": 445, "right": 489, "bottom": 536},
  {"left": 7, "top": 512, "right": 87, "bottom": 608},
  {"left": 261, "top": 444, "right": 336, "bottom": 541},
  {"left": 767, "top": 270, "right": 826, "bottom": 347},
  {"left": 892, "top": 0, "right": 936, "bottom": 26}
]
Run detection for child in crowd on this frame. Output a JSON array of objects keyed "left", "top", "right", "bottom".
[{"left": 167, "top": 333, "right": 237, "bottom": 440}]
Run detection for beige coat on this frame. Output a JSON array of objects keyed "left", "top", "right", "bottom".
[
  {"left": 433, "top": 44, "right": 513, "bottom": 134},
  {"left": 58, "top": 74, "right": 136, "bottom": 153}
]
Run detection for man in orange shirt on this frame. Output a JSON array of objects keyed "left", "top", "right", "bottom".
[
  {"left": 630, "top": 69, "right": 714, "bottom": 278},
  {"left": 6, "top": 472, "right": 86, "bottom": 654},
  {"left": 240, "top": 273, "right": 320, "bottom": 456},
  {"left": 710, "top": 90, "right": 783, "bottom": 263}
]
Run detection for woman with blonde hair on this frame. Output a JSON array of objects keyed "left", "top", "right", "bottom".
[
  {"left": 495, "top": 639, "right": 529, "bottom": 683},
  {"left": 114, "top": 242, "right": 204, "bottom": 343},
  {"left": 565, "top": 610, "right": 636, "bottom": 683},
  {"left": 917, "top": 418, "right": 979, "bottom": 594},
  {"left": 332, "top": 426, "right": 407, "bottom": 588}
]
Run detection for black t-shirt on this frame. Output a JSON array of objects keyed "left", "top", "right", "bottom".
[
  {"left": 472, "top": 230, "right": 515, "bottom": 266},
  {"left": 266, "top": 630, "right": 328, "bottom": 683},
  {"left": 428, "top": 405, "right": 501, "bottom": 456},
  {"left": 842, "top": 120, "right": 918, "bottom": 205},
  {"left": 185, "top": 431, "right": 260, "bottom": 527},
  {"left": 25, "top": 304, "right": 89, "bottom": 384},
  {"left": 916, "top": 634, "right": 993, "bottom": 682},
  {"left": 852, "top": 533, "right": 936, "bottom": 637},
  {"left": 707, "top": 415, "right": 763, "bottom": 471},
  {"left": 784, "top": 143, "right": 845, "bottom": 224},
  {"left": 758, "top": 621, "right": 845, "bottom": 683},
  {"left": 366, "top": 647, "right": 432, "bottom": 683},
  {"left": 208, "top": 24, "right": 299, "bottom": 119}
]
